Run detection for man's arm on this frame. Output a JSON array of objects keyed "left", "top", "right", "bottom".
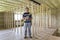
[
  {"left": 23, "top": 14, "right": 25, "bottom": 20},
  {"left": 23, "top": 13, "right": 26, "bottom": 21},
  {"left": 29, "top": 14, "right": 32, "bottom": 20},
  {"left": 29, "top": 14, "right": 32, "bottom": 25}
]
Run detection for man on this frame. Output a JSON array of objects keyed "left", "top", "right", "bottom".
[{"left": 23, "top": 7, "right": 32, "bottom": 38}]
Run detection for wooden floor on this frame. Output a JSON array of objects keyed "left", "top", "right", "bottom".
[{"left": 0, "top": 26, "right": 59, "bottom": 40}]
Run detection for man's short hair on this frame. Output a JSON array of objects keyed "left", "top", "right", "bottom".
[{"left": 25, "top": 7, "right": 29, "bottom": 9}]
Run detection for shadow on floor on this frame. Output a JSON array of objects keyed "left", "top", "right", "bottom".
[{"left": 53, "top": 29, "right": 60, "bottom": 37}]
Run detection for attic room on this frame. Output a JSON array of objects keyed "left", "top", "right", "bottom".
[{"left": 0, "top": 0, "right": 60, "bottom": 40}]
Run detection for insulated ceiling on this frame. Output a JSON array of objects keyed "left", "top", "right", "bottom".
[
  {"left": 0, "top": 0, "right": 60, "bottom": 12},
  {"left": 0, "top": 0, "right": 25, "bottom": 12},
  {"left": 35, "top": 0, "right": 60, "bottom": 9}
]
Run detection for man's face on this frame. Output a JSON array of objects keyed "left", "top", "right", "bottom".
[{"left": 25, "top": 8, "right": 29, "bottom": 12}]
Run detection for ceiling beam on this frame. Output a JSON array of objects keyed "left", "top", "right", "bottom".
[
  {"left": 0, "top": 1, "right": 19, "bottom": 7},
  {"left": 0, "top": 0, "right": 29, "bottom": 9},
  {"left": 46, "top": 0, "right": 57, "bottom": 9},
  {"left": 55, "top": 0, "right": 60, "bottom": 9},
  {"left": 0, "top": 3, "right": 15, "bottom": 8},
  {"left": 40, "top": 0, "right": 55, "bottom": 9},
  {"left": 30, "top": 0, "right": 41, "bottom": 5},
  {"left": 14, "top": 0, "right": 27, "bottom": 4}
]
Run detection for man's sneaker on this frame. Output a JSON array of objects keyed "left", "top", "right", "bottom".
[
  {"left": 24, "top": 36, "right": 27, "bottom": 39},
  {"left": 29, "top": 36, "right": 32, "bottom": 38}
]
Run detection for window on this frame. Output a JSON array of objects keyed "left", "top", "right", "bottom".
[{"left": 14, "top": 12, "right": 23, "bottom": 20}]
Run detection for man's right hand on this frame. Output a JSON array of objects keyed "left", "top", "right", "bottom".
[{"left": 23, "top": 17, "right": 26, "bottom": 21}]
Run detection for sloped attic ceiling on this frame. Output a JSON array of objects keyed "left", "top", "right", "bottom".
[
  {"left": 0, "top": 0, "right": 25, "bottom": 12},
  {"left": 0, "top": 0, "right": 60, "bottom": 12},
  {"left": 35, "top": 0, "right": 60, "bottom": 9}
]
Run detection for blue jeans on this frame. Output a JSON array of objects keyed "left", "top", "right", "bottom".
[{"left": 24, "top": 23, "right": 31, "bottom": 36}]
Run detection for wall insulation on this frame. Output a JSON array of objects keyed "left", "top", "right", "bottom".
[
  {"left": 0, "top": 0, "right": 56, "bottom": 34},
  {"left": 0, "top": 0, "right": 57, "bottom": 39},
  {"left": 0, "top": 12, "right": 4, "bottom": 28}
]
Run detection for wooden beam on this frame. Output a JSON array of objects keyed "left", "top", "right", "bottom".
[
  {"left": 38, "top": 0, "right": 54, "bottom": 9},
  {"left": 30, "top": 0, "right": 41, "bottom": 5},
  {"left": 46, "top": 0, "right": 57, "bottom": 8},
  {"left": 0, "top": 1, "right": 19, "bottom": 7}
]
